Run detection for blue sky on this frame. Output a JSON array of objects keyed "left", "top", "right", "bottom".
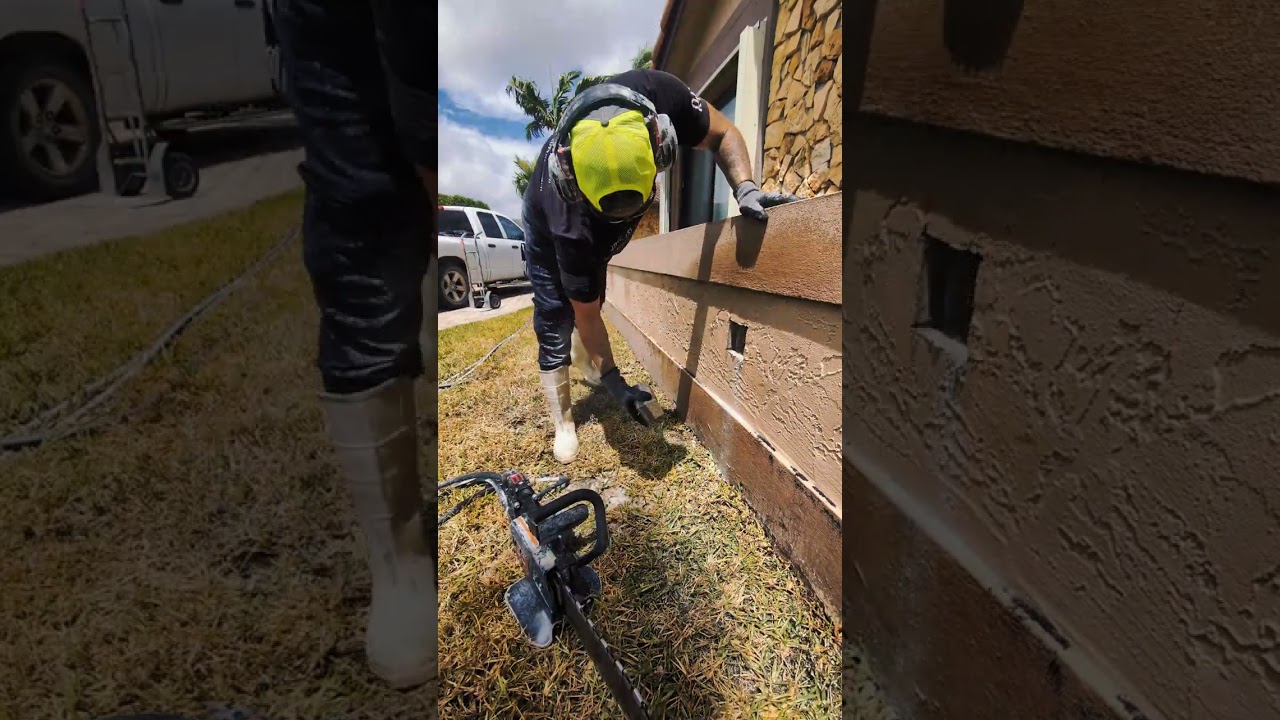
[
  {"left": 437, "top": 90, "right": 528, "bottom": 141},
  {"left": 437, "top": 0, "right": 668, "bottom": 220}
]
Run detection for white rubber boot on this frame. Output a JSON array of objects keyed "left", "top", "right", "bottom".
[
  {"left": 541, "top": 366, "right": 578, "bottom": 463},
  {"left": 571, "top": 328, "right": 602, "bottom": 387},
  {"left": 320, "top": 376, "right": 436, "bottom": 690}
]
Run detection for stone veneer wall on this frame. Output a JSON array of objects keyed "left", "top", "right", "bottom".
[{"left": 762, "top": 0, "right": 843, "bottom": 198}]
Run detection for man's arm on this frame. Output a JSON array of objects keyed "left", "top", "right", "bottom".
[
  {"left": 694, "top": 105, "right": 753, "bottom": 189},
  {"left": 693, "top": 103, "right": 799, "bottom": 220},
  {"left": 571, "top": 298, "right": 616, "bottom": 375}
]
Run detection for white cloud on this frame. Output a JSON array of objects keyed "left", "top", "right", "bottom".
[
  {"left": 437, "top": 0, "right": 667, "bottom": 119},
  {"left": 438, "top": 117, "right": 542, "bottom": 221}
]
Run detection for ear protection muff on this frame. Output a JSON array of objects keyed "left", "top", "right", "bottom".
[{"left": 547, "top": 83, "right": 678, "bottom": 209}]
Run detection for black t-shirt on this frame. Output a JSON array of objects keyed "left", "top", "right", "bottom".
[{"left": 523, "top": 69, "right": 712, "bottom": 303}]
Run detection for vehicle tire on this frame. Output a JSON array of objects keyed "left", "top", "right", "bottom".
[
  {"left": 0, "top": 57, "right": 100, "bottom": 200},
  {"left": 162, "top": 151, "right": 200, "bottom": 199},
  {"left": 487, "top": 291, "right": 501, "bottom": 310},
  {"left": 439, "top": 259, "right": 470, "bottom": 311}
]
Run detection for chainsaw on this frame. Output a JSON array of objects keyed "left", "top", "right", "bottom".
[{"left": 439, "top": 470, "right": 649, "bottom": 719}]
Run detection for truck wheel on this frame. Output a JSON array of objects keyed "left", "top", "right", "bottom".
[
  {"left": 0, "top": 58, "right": 100, "bottom": 200},
  {"left": 162, "top": 151, "right": 200, "bottom": 199},
  {"left": 439, "top": 260, "right": 470, "bottom": 311}
]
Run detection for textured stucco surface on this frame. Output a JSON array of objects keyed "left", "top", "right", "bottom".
[
  {"left": 847, "top": 122, "right": 1280, "bottom": 717},
  {"left": 610, "top": 267, "right": 842, "bottom": 510},
  {"left": 609, "top": 195, "right": 843, "bottom": 506},
  {"left": 606, "top": 301, "right": 843, "bottom": 617},
  {"left": 863, "top": 0, "right": 1280, "bottom": 184}
]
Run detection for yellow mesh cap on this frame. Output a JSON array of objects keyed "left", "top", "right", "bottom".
[{"left": 569, "top": 109, "right": 656, "bottom": 213}]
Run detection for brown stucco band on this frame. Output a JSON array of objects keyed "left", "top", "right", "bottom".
[
  {"left": 606, "top": 301, "right": 842, "bottom": 618},
  {"left": 611, "top": 194, "right": 843, "bottom": 306},
  {"left": 847, "top": 114, "right": 1280, "bottom": 720},
  {"left": 842, "top": 459, "right": 1126, "bottom": 720},
  {"left": 862, "top": 0, "right": 1280, "bottom": 184},
  {"left": 849, "top": 114, "right": 1280, "bottom": 353}
]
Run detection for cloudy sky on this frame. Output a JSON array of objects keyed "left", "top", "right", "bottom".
[{"left": 438, "top": 0, "right": 669, "bottom": 221}]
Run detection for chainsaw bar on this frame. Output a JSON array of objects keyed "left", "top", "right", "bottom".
[{"left": 557, "top": 579, "right": 649, "bottom": 720}]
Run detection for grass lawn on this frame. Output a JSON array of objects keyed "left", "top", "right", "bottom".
[
  {"left": 437, "top": 310, "right": 851, "bottom": 719},
  {"left": 0, "top": 190, "right": 885, "bottom": 720},
  {"left": 0, "top": 190, "right": 435, "bottom": 719}
]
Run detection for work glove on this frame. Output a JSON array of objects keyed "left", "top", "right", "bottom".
[
  {"left": 734, "top": 180, "right": 800, "bottom": 221},
  {"left": 600, "top": 367, "right": 654, "bottom": 426}
]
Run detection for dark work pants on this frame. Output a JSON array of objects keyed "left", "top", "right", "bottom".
[
  {"left": 525, "top": 232, "right": 607, "bottom": 372},
  {"left": 275, "top": 0, "right": 431, "bottom": 394}
]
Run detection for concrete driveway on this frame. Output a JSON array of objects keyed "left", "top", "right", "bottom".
[
  {"left": 437, "top": 282, "right": 534, "bottom": 331},
  {"left": 0, "top": 111, "right": 303, "bottom": 268}
]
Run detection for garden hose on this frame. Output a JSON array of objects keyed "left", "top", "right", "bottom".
[
  {"left": 437, "top": 318, "right": 532, "bottom": 390},
  {"left": 0, "top": 226, "right": 300, "bottom": 454}
]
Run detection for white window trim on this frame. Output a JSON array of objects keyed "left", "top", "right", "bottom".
[
  {"left": 732, "top": 21, "right": 769, "bottom": 218},
  {"left": 660, "top": 20, "right": 769, "bottom": 231}
]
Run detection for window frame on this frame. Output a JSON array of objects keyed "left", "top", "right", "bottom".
[
  {"left": 661, "top": 17, "right": 771, "bottom": 233},
  {"left": 475, "top": 211, "right": 502, "bottom": 238},
  {"left": 438, "top": 208, "right": 473, "bottom": 237},
  {"left": 496, "top": 214, "right": 525, "bottom": 241},
  {"left": 673, "top": 54, "right": 740, "bottom": 231}
]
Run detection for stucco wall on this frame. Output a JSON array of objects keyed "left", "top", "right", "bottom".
[
  {"left": 862, "top": 0, "right": 1280, "bottom": 184},
  {"left": 847, "top": 3, "right": 1280, "bottom": 717},
  {"left": 762, "top": 0, "right": 842, "bottom": 198},
  {"left": 608, "top": 193, "right": 843, "bottom": 614}
]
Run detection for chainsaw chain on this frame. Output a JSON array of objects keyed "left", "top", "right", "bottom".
[{"left": 558, "top": 580, "right": 649, "bottom": 719}]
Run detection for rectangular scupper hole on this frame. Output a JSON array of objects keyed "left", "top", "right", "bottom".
[
  {"left": 728, "top": 321, "right": 748, "bottom": 355},
  {"left": 921, "top": 234, "right": 981, "bottom": 343}
]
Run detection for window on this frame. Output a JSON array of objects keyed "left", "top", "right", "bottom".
[
  {"left": 476, "top": 211, "right": 501, "bottom": 238},
  {"left": 497, "top": 215, "right": 524, "bottom": 241},
  {"left": 658, "top": 20, "right": 769, "bottom": 235},
  {"left": 677, "top": 59, "right": 738, "bottom": 229},
  {"left": 439, "top": 209, "right": 472, "bottom": 236}
]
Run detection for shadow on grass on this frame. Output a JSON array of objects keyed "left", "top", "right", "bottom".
[
  {"left": 605, "top": 521, "right": 732, "bottom": 719},
  {"left": 574, "top": 386, "right": 686, "bottom": 482}
]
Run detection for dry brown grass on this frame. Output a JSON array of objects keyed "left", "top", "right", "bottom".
[
  {"left": 0, "top": 191, "right": 886, "bottom": 720},
  {"left": 0, "top": 191, "right": 434, "bottom": 719},
  {"left": 0, "top": 192, "right": 301, "bottom": 435},
  {"left": 437, "top": 309, "right": 843, "bottom": 719}
]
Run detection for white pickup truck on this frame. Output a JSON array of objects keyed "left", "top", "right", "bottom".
[
  {"left": 0, "top": 0, "right": 282, "bottom": 199},
  {"left": 437, "top": 205, "right": 528, "bottom": 311}
]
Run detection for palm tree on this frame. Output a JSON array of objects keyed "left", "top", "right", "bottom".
[
  {"left": 631, "top": 46, "right": 653, "bottom": 70},
  {"left": 504, "top": 71, "right": 583, "bottom": 141},
  {"left": 512, "top": 156, "right": 536, "bottom": 198}
]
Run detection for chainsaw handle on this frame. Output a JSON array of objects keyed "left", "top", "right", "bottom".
[{"left": 529, "top": 488, "right": 610, "bottom": 567}]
